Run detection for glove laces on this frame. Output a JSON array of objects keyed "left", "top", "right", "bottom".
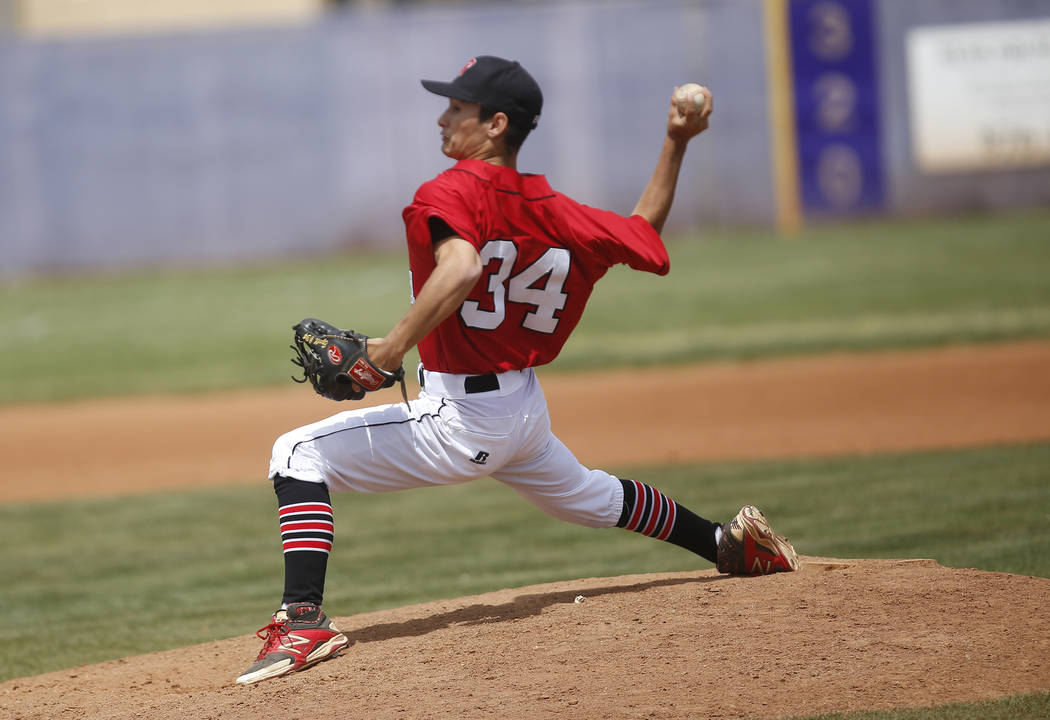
[{"left": 395, "top": 374, "right": 409, "bottom": 408}]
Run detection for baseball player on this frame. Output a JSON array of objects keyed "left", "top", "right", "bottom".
[{"left": 236, "top": 56, "right": 799, "bottom": 686}]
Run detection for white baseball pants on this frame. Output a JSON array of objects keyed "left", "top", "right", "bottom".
[{"left": 269, "top": 367, "right": 624, "bottom": 528}]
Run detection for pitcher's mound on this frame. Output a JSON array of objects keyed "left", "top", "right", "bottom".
[{"left": 3, "top": 558, "right": 1049, "bottom": 719}]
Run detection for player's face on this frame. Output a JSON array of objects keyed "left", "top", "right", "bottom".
[{"left": 437, "top": 99, "right": 492, "bottom": 160}]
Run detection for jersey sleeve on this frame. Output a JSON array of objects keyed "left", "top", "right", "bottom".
[
  {"left": 568, "top": 202, "right": 670, "bottom": 276},
  {"left": 402, "top": 172, "right": 484, "bottom": 251}
]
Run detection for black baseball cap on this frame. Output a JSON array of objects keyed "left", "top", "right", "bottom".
[{"left": 421, "top": 56, "right": 543, "bottom": 130}]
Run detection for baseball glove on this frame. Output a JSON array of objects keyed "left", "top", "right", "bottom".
[{"left": 290, "top": 318, "right": 407, "bottom": 403}]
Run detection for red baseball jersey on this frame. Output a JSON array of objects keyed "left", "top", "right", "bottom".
[{"left": 402, "top": 159, "right": 669, "bottom": 374}]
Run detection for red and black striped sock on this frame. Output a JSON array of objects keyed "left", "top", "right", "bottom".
[
  {"left": 616, "top": 478, "right": 718, "bottom": 564},
  {"left": 274, "top": 476, "right": 333, "bottom": 607}
]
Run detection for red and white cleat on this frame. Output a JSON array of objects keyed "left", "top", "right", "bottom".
[
  {"left": 716, "top": 505, "right": 800, "bottom": 575},
  {"left": 235, "top": 602, "right": 348, "bottom": 685}
]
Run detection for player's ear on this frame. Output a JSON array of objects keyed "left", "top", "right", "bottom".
[{"left": 485, "top": 111, "right": 511, "bottom": 140}]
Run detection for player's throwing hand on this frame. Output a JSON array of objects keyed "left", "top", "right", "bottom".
[{"left": 667, "top": 83, "right": 712, "bottom": 141}]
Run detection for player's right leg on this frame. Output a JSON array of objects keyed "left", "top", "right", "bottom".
[
  {"left": 714, "top": 504, "right": 800, "bottom": 574},
  {"left": 493, "top": 436, "right": 721, "bottom": 563},
  {"left": 616, "top": 480, "right": 798, "bottom": 572},
  {"left": 496, "top": 449, "right": 798, "bottom": 574},
  {"left": 491, "top": 382, "right": 798, "bottom": 574}
]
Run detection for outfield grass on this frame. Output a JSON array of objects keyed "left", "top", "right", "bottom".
[
  {"left": 2, "top": 210, "right": 1049, "bottom": 404},
  {"left": 2, "top": 442, "right": 1047, "bottom": 683},
  {"left": 766, "top": 691, "right": 1050, "bottom": 720}
]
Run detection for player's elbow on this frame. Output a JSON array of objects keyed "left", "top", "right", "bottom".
[
  {"left": 457, "top": 255, "right": 483, "bottom": 293},
  {"left": 449, "top": 244, "right": 483, "bottom": 290},
  {"left": 436, "top": 237, "right": 484, "bottom": 291}
]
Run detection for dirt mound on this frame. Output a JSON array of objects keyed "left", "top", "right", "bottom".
[{"left": 4, "top": 559, "right": 1049, "bottom": 719}]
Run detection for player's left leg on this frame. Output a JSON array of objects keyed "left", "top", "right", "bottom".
[
  {"left": 239, "top": 392, "right": 508, "bottom": 685},
  {"left": 273, "top": 475, "right": 333, "bottom": 608},
  {"left": 235, "top": 476, "right": 348, "bottom": 685}
]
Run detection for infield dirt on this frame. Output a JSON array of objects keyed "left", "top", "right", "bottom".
[
  {"left": 2, "top": 340, "right": 1049, "bottom": 503},
  {"left": 3, "top": 560, "right": 1049, "bottom": 719},
  {"left": 2, "top": 341, "right": 1049, "bottom": 718}
]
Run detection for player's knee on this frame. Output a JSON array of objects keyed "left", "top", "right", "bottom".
[
  {"left": 268, "top": 428, "right": 325, "bottom": 484},
  {"left": 533, "top": 473, "right": 622, "bottom": 529},
  {"left": 269, "top": 431, "right": 293, "bottom": 467}
]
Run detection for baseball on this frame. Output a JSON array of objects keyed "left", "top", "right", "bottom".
[{"left": 675, "top": 83, "right": 707, "bottom": 114}]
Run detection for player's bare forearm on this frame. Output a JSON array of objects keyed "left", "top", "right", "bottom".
[
  {"left": 632, "top": 137, "right": 689, "bottom": 235},
  {"left": 367, "top": 237, "right": 481, "bottom": 371},
  {"left": 633, "top": 85, "right": 713, "bottom": 235}
]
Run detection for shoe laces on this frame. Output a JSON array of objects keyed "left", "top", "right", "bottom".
[{"left": 254, "top": 618, "right": 292, "bottom": 659}]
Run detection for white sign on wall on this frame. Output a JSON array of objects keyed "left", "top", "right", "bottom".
[{"left": 906, "top": 18, "right": 1050, "bottom": 173}]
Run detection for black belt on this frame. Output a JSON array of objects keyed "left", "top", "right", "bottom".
[
  {"left": 418, "top": 368, "right": 500, "bottom": 394},
  {"left": 463, "top": 373, "right": 499, "bottom": 394}
]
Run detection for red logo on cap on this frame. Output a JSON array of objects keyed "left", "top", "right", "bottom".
[{"left": 458, "top": 58, "right": 477, "bottom": 76}]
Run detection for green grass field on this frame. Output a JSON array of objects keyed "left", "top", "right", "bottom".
[
  {"left": 2, "top": 211, "right": 1049, "bottom": 718},
  {"left": 764, "top": 691, "right": 1050, "bottom": 720},
  {"left": 3, "top": 443, "right": 1048, "bottom": 685},
  {"left": 1, "top": 210, "right": 1049, "bottom": 403}
]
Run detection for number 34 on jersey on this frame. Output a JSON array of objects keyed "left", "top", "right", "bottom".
[{"left": 459, "top": 240, "right": 570, "bottom": 335}]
